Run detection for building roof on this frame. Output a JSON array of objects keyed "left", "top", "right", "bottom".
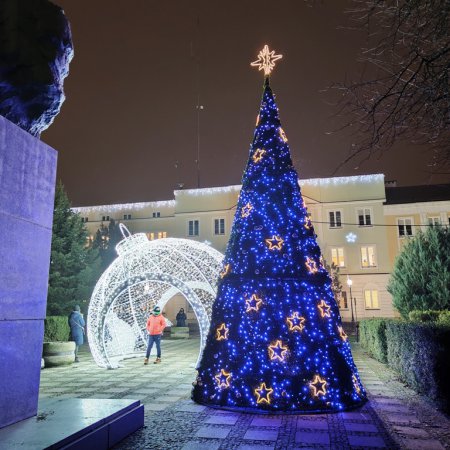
[{"left": 385, "top": 184, "right": 450, "bottom": 205}]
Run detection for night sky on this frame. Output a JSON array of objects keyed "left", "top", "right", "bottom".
[{"left": 44, "top": 0, "right": 448, "bottom": 207}]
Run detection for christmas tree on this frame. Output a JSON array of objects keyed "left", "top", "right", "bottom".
[{"left": 192, "top": 46, "right": 366, "bottom": 413}]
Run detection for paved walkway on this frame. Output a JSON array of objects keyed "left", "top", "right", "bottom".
[{"left": 39, "top": 338, "right": 450, "bottom": 449}]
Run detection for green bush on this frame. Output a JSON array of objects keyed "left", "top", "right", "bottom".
[
  {"left": 359, "top": 319, "right": 389, "bottom": 363},
  {"left": 387, "top": 226, "right": 450, "bottom": 319},
  {"left": 437, "top": 311, "right": 450, "bottom": 326},
  {"left": 44, "top": 316, "right": 70, "bottom": 342},
  {"left": 409, "top": 310, "right": 442, "bottom": 322},
  {"left": 385, "top": 321, "right": 450, "bottom": 412}
]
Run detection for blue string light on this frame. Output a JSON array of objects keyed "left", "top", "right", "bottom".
[{"left": 192, "top": 77, "right": 366, "bottom": 413}]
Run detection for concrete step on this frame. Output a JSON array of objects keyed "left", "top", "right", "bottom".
[{"left": 0, "top": 398, "right": 144, "bottom": 449}]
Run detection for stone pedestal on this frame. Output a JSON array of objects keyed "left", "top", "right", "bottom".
[
  {"left": 0, "top": 116, "right": 57, "bottom": 428},
  {"left": 171, "top": 327, "right": 190, "bottom": 339}
]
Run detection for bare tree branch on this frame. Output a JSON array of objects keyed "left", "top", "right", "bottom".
[{"left": 332, "top": 0, "right": 450, "bottom": 173}]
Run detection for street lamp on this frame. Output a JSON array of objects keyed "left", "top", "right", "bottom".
[{"left": 347, "top": 275, "right": 355, "bottom": 323}]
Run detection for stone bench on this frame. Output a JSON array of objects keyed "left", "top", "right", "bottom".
[{"left": 170, "top": 327, "right": 190, "bottom": 339}]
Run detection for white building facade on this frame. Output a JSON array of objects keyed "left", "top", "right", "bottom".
[{"left": 74, "top": 175, "right": 450, "bottom": 324}]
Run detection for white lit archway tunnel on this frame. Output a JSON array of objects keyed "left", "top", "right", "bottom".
[{"left": 87, "top": 225, "right": 224, "bottom": 369}]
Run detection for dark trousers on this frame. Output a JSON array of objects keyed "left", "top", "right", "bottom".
[{"left": 146, "top": 334, "right": 161, "bottom": 358}]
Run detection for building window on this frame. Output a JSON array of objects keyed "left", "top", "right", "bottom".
[
  {"left": 331, "top": 247, "right": 345, "bottom": 267},
  {"left": 188, "top": 220, "right": 199, "bottom": 236},
  {"left": 397, "top": 218, "right": 413, "bottom": 237},
  {"left": 357, "top": 208, "right": 372, "bottom": 226},
  {"left": 123, "top": 214, "right": 131, "bottom": 220},
  {"left": 153, "top": 212, "right": 161, "bottom": 218},
  {"left": 340, "top": 291, "right": 348, "bottom": 309},
  {"left": 81, "top": 217, "right": 89, "bottom": 223},
  {"left": 329, "top": 210, "right": 342, "bottom": 228},
  {"left": 364, "top": 290, "right": 379, "bottom": 309},
  {"left": 102, "top": 215, "right": 110, "bottom": 222},
  {"left": 147, "top": 232, "right": 155, "bottom": 240},
  {"left": 360, "top": 246, "right": 376, "bottom": 267},
  {"left": 428, "top": 216, "right": 440, "bottom": 226},
  {"left": 157, "top": 231, "right": 167, "bottom": 239},
  {"left": 214, "top": 218, "right": 225, "bottom": 235}
]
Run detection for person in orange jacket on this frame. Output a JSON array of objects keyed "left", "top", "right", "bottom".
[{"left": 144, "top": 305, "right": 166, "bottom": 365}]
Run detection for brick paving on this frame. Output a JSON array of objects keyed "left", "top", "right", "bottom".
[{"left": 39, "top": 338, "right": 450, "bottom": 449}]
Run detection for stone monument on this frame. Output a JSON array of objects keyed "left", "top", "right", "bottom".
[{"left": 0, "top": 0, "right": 73, "bottom": 428}]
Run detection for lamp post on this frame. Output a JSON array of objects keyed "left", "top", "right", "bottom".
[{"left": 347, "top": 276, "right": 355, "bottom": 323}]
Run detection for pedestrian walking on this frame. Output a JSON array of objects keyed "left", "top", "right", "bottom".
[
  {"left": 144, "top": 306, "right": 166, "bottom": 365},
  {"left": 176, "top": 308, "right": 187, "bottom": 327},
  {"left": 69, "top": 305, "right": 85, "bottom": 363}
]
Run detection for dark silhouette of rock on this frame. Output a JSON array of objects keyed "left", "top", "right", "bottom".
[{"left": 0, "top": 0, "right": 74, "bottom": 136}]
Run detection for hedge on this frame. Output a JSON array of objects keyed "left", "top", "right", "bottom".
[
  {"left": 409, "top": 310, "right": 450, "bottom": 327},
  {"left": 359, "top": 318, "right": 450, "bottom": 412},
  {"left": 358, "top": 319, "right": 390, "bottom": 363},
  {"left": 44, "top": 316, "right": 70, "bottom": 342},
  {"left": 385, "top": 321, "right": 450, "bottom": 412}
]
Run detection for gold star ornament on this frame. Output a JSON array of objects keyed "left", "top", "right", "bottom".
[
  {"left": 286, "top": 312, "right": 306, "bottom": 332},
  {"left": 251, "top": 45, "right": 283, "bottom": 76},
  {"left": 252, "top": 148, "right": 266, "bottom": 163},
  {"left": 265, "top": 235, "right": 284, "bottom": 251},
  {"left": 216, "top": 323, "right": 229, "bottom": 341},
  {"left": 318, "top": 299, "right": 331, "bottom": 318},
  {"left": 220, "top": 263, "right": 231, "bottom": 279},
  {"left": 305, "top": 257, "right": 318, "bottom": 274},
  {"left": 241, "top": 202, "right": 253, "bottom": 218},
  {"left": 310, "top": 374, "right": 327, "bottom": 397},
  {"left": 215, "top": 369, "right": 232, "bottom": 389},
  {"left": 254, "top": 382, "right": 274, "bottom": 404},
  {"left": 338, "top": 325, "right": 348, "bottom": 341},
  {"left": 245, "top": 294, "right": 263, "bottom": 312},
  {"left": 268, "top": 340, "right": 288, "bottom": 362}
]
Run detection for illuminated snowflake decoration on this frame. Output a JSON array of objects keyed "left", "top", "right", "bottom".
[
  {"left": 251, "top": 44, "right": 283, "bottom": 76},
  {"left": 87, "top": 224, "right": 223, "bottom": 369},
  {"left": 346, "top": 232, "right": 357, "bottom": 243}
]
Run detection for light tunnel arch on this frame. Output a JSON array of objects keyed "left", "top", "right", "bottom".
[{"left": 87, "top": 230, "right": 224, "bottom": 369}]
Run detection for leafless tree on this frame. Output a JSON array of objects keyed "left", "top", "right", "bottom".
[{"left": 333, "top": 0, "right": 450, "bottom": 173}]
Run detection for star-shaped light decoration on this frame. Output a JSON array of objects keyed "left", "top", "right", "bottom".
[
  {"left": 220, "top": 263, "right": 231, "bottom": 279},
  {"left": 279, "top": 127, "right": 288, "bottom": 143},
  {"left": 252, "top": 148, "right": 266, "bottom": 163},
  {"left": 254, "top": 382, "right": 274, "bottom": 404},
  {"left": 338, "top": 325, "right": 348, "bottom": 341},
  {"left": 318, "top": 299, "right": 331, "bottom": 318},
  {"left": 250, "top": 44, "right": 283, "bottom": 76},
  {"left": 352, "top": 374, "right": 361, "bottom": 395},
  {"left": 346, "top": 232, "right": 357, "bottom": 243},
  {"left": 305, "top": 256, "right": 318, "bottom": 274},
  {"left": 265, "top": 235, "right": 284, "bottom": 251},
  {"left": 268, "top": 340, "right": 289, "bottom": 362},
  {"left": 215, "top": 369, "right": 232, "bottom": 389},
  {"left": 309, "top": 374, "right": 327, "bottom": 397},
  {"left": 216, "top": 323, "right": 229, "bottom": 341},
  {"left": 245, "top": 294, "right": 263, "bottom": 312},
  {"left": 241, "top": 202, "right": 254, "bottom": 218},
  {"left": 286, "top": 312, "right": 306, "bottom": 332}
]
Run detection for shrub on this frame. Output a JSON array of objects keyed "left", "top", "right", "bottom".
[
  {"left": 359, "top": 319, "right": 389, "bottom": 363},
  {"left": 437, "top": 311, "right": 450, "bottom": 326},
  {"left": 44, "top": 316, "right": 70, "bottom": 342},
  {"left": 385, "top": 321, "right": 450, "bottom": 412},
  {"left": 409, "top": 310, "right": 442, "bottom": 322},
  {"left": 387, "top": 226, "right": 450, "bottom": 319}
]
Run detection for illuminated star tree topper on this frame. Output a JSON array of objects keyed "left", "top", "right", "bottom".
[{"left": 251, "top": 44, "right": 283, "bottom": 76}]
